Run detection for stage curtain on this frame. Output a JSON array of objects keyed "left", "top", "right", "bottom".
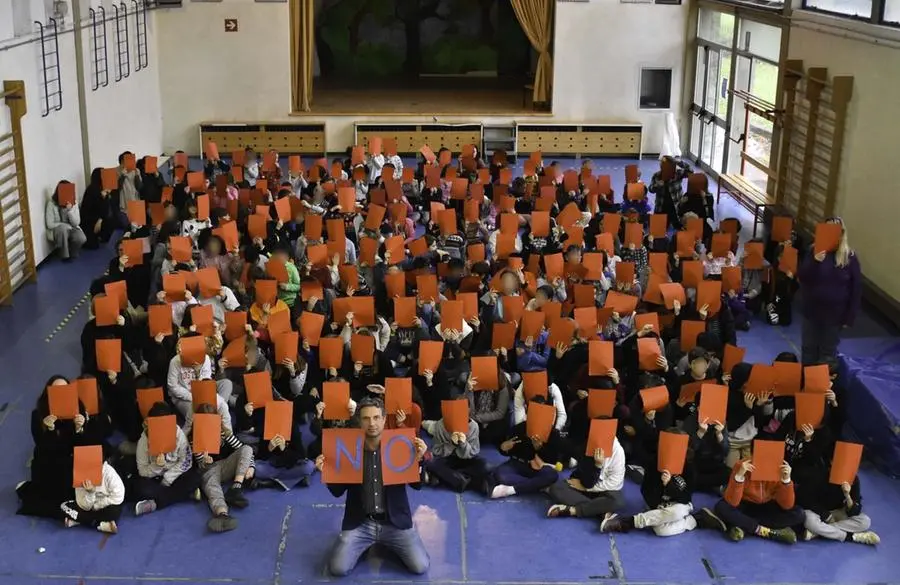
[
  {"left": 511, "top": 0, "right": 553, "bottom": 104},
  {"left": 290, "top": 0, "right": 314, "bottom": 112}
]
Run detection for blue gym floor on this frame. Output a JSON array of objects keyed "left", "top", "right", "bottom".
[{"left": 1, "top": 159, "right": 898, "bottom": 585}]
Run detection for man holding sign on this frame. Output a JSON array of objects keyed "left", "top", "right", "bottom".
[{"left": 316, "top": 397, "right": 430, "bottom": 577}]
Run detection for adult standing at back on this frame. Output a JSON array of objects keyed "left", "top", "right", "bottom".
[
  {"left": 797, "top": 217, "right": 861, "bottom": 367},
  {"left": 315, "top": 397, "right": 430, "bottom": 577}
]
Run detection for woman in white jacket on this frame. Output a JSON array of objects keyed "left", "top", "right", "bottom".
[
  {"left": 45, "top": 181, "right": 87, "bottom": 261},
  {"left": 60, "top": 461, "right": 125, "bottom": 534}
]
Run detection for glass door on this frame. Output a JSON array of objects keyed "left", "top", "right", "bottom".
[{"left": 688, "top": 45, "right": 729, "bottom": 173}]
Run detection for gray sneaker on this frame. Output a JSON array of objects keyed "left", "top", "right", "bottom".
[{"left": 135, "top": 499, "right": 157, "bottom": 517}]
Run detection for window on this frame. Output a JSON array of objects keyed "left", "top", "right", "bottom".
[
  {"left": 698, "top": 9, "right": 735, "bottom": 46},
  {"left": 884, "top": 0, "right": 900, "bottom": 23},
  {"left": 738, "top": 19, "right": 782, "bottom": 62},
  {"left": 802, "top": 0, "right": 873, "bottom": 19},
  {"left": 639, "top": 68, "right": 673, "bottom": 109}
]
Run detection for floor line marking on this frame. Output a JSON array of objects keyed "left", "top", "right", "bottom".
[
  {"left": 456, "top": 493, "right": 469, "bottom": 582},
  {"left": 0, "top": 396, "right": 20, "bottom": 429},
  {"left": 45, "top": 290, "right": 91, "bottom": 343},
  {"left": 608, "top": 534, "right": 625, "bottom": 583},
  {"left": 273, "top": 504, "right": 293, "bottom": 585}
]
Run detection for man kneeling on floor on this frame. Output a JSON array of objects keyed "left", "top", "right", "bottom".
[{"left": 316, "top": 397, "right": 430, "bottom": 577}]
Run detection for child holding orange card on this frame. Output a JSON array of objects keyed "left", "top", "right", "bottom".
[{"left": 46, "top": 180, "right": 87, "bottom": 262}]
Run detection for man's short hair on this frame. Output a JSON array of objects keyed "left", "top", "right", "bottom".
[{"left": 357, "top": 396, "right": 385, "bottom": 417}]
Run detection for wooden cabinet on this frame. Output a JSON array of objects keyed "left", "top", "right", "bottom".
[
  {"left": 516, "top": 124, "right": 642, "bottom": 158},
  {"left": 199, "top": 123, "right": 326, "bottom": 155}
]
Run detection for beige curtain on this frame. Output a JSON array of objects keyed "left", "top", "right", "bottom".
[
  {"left": 290, "top": 0, "right": 315, "bottom": 112},
  {"left": 510, "top": 0, "right": 553, "bottom": 104}
]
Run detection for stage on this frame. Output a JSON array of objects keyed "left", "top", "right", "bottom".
[{"left": 294, "top": 77, "right": 548, "bottom": 116}]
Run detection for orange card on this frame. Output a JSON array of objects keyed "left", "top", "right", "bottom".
[
  {"left": 190, "top": 305, "right": 214, "bottom": 336},
  {"left": 722, "top": 344, "right": 746, "bottom": 375},
  {"left": 48, "top": 383, "right": 79, "bottom": 419},
  {"left": 382, "top": 428, "right": 421, "bottom": 485},
  {"left": 681, "top": 260, "right": 703, "bottom": 289},
  {"left": 625, "top": 164, "right": 639, "bottom": 184},
  {"left": 459, "top": 292, "right": 478, "bottom": 321},
  {"left": 698, "top": 384, "right": 729, "bottom": 423},
  {"left": 196, "top": 194, "right": 210, "bottom": 221},
  {"left": 531, "top": 211, "right": 550, "bottom": 237},
  {"left": 585, "top": 418, "right": 617, "bottom": 456},
  {"left": 137, "top": 387, "right": 164, "bottom": 418},
  {"left": 191, "top": 380, "right": 218, "bottom": 411},
  {"left": 638, "top": 337, "right": 662, "bottom": 372},
  {"left": 121, "top": 238, "right": 144, "bottom": 267},
  {"left": 178, "top": 336, "right": 206, "bottom": 367},
  {"left": 678, "top": 381, "right": 704, "bottom": 405},
  {"left": 244, "top": 371, "right": 273, "bottom": 407},
  {"left": 744, "top": 242, "right": 765, "bottom": 270},
  {"left": 93, "top": 295, "right": 119, "bottom": 327},
  {"left": 814, "top": 222, "right": 842, "bottom": 254},
  {"left": 520, "top": 310, "right": 546, "bottom": 340},
  {"left": 148, "top": 414, "right": 177, "bottom": 456},
  {"left": 298, "top": 312, "right": 325, "bottom": 347},
  {"left": 101, "top": 168, "right": 118, "bottom": 191},
  {"left": 779, "top": 245, "right": 798, "bottom": 275},
  {"left": 573, "top": 307, "right": 598, "bottom": 336},
  {"left": 96, "top": 339, "right": 121, "bottom": 372},
  {"left": 751, "top": 439, "right": 785, "bottom": 482},
  {"left": 587, "top": 389, "right": 617, "bottom": 419},
  {"left": 588, "top": 340, "right": 614, "bottom": 376},
  {"left": 526, "top": 402, "right": 557, "bottom": 442},
  {"left": 640, "top": 385, "right": 669, "bottom": 412},
  {"left": 322, "top": 428, "right": 365, "bottom": 484},
  {"left": 222, "top": 337, "right": 247, "bottom": 369},
  {"left": 318, "top": 337, "right": 345, "bottom": 370},
  {"left": 626, "top": 183, "right": 645, "bottom": 201},
  {"left": 615, "top": 261, "right": 635, "bottom": 287},
  {"left": 418, "top": 340, "right": 444, "bottom": 374},
  {"left": 440, "top": 300, "right": 464, "bottom": 332},
  {"left": 126, "top": 200, "right": 146, "bottom": 226},
  {"left": 624, "top": 223, "right": 643, "bottom": 248},
  {"left": 747, "top": 364, "right": 776, "bottom": 397},
  {"left": 697, "top": 280, "right": 722, "bottom": 316},
  {"left": 522, "top": 371, "right": 549, "bottom": 401},
  {"left": 771, "top": 216, "right": 793, "bottom": 243},
  {"left": 416, "top": 274, "right": 439, "bottom": 304},
  {"left": 442, "top": 399, "right": 469, "bottom": 435},
  {"left": 680, "top": 320, "right": 706, "bottom": 352},
  {"left": 222, "top": 311, "right": 247, "bottom": 342},
  {"left": 394, "top": 296, "right": 418, "bottom": 328},
  {"left": 649, "top": 214, "right": 668, "bottom": 238},
  {"left": 795, "top": 392, "right": 826, "bottom": 429},
  {"left": 323, "top": 381, "right": 351, "bottom": 420},
  {"left": 803, "top": 364, "right": 831, "bottom": 393},
  {"left": 264, "top": 400, "right": 293, "bottom": 441},
  {"left": 56, "top": 182, "right": 76, "bottom": 206},
  {"left": 472, "top": 356, "right": 499, "bottom": 390},
  {"left": 634, "top": 312, "right": 660, "bottom": 335},
  {"left": 601, "top": 212, "right": 621, "bottom": 235},
  {"left": 658, "top": 431, "right": 690, "bottom": 475},
  {"left": 75, "top": 378, "right": 99, "bottom": 416},
  {"left": 722, "top": 266, "right": 742, "bottom": 294},
  {"left": 385, "top": 378, "right": 413, "bottom": 415},
  {"left": 604, "top": 291, "right": 638, "bottom": 316},
  {"left": 773, "top": 362, "right": 802, "bottom": 396},
  {"left": 73, "top": 445, "right": 104, "bottom": 487},
  {"left": 275, "top": 331, "right": 299, "bottom": 365},
  {"left": 658, "top": 283, "right": 685, "bottom": 310},
  {"left": 192, "top": 413, "right": 221, "bottom": 455},
  {"left": 676, "top": 231, "right": 695, "bottom": 257},
  {"left": 491, "top": 321, "right": 517, "bottom": 350},
  {"left": 830, "top": 441, "right": 863, "bottom": 485},
  {"left": 169, "top": 236, "right": 193, "bottom": 264},
  {"left": 350, "top": 333, "right": 375, "bottom": 366},
  {"left": 501, "top": 295, "right": 525, "bottom": 324},
  {"left": 546, "top": 318, "right": 576, "bottom": 350},
  {"left": 255, "top": 279, "right": 278, "bottom": 306},
  {"left": 196, "top": 267, "right": 222, "bottom": 299},
  {"left": 711, "top": 233, "right": 731, "bottom": 258}
]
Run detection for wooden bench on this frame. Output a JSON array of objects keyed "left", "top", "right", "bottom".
[{"left": 717, "top": 173, "right": 779, "bottom": 238}]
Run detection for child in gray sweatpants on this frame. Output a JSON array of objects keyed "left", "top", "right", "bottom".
[{"left": 193, "top": 404, "right": 255, "bottom": 533}]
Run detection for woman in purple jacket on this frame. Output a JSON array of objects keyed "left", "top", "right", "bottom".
[{"left": 797, "top": 217, "right": 861, "bottom": 367}]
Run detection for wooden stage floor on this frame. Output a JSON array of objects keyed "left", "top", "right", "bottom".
[{"left": 294, "top": 86, "right": 546, "bottom": 116}]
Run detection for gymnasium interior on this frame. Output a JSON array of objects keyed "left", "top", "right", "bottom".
[{"left": 1, "top": 0, "right": 899, "bottom": 584}]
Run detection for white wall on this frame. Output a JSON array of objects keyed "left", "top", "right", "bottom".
[
  {"left": 789, "top": 13, "right": 900, "bottom": 301},
  {"left": 156, "top": 0, "right": 292, "bottom": 153},
  {"left": 553, "top": 0, "right": 689, "bottom": 153},
  {"left": 0, "top": 0, "right": 162, "bottom": 264},
  {"left": 156, "top": 0, "right": 688, "bottom": 154}
]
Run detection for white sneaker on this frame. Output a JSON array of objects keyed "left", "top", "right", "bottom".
[
  {"left": 851, "top": 531, "right": 880, "bottom": 545},
  {"left": 97, "top": 521, "right": 118, "bottom": 534},
  {"left": 600, "top": 513, "right": 618, "bottom": 532},
  {"left": 490, "top": 484, "right": 516, "bottom": 499}
]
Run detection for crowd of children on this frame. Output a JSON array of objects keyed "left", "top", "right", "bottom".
[{"left": 19, "top": 144, "right": 877, "bottom": 555}]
